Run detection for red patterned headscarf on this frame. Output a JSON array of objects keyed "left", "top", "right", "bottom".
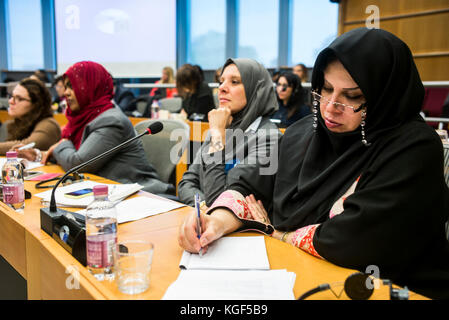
[{"left": 62, "top": 61, "right": 114, "bottom": 149}]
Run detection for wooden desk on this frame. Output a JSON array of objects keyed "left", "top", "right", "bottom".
[{"left": 0, "top": 164, "right": 428, "bottom": 300}]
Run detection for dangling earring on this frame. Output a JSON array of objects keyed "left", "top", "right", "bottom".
[
  {"left": 361, "top": 108, "right": 370, "bottom": 146},
  {"left": 312, "top": 99, "right": 319, "bottom": 130}
]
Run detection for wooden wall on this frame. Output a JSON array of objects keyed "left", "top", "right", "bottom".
[{"left": 338, "top": 0, "right": 449, "bottom": 81}]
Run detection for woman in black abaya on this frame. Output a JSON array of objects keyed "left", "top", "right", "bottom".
[{"left": 178, "top": 28, "right": 449, "bottom": 299}]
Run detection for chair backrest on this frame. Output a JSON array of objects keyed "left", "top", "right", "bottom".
[
  {"left": 444, "top": 143, "right": 449, "bottom": 187},
  {"left": 443, "top": 143, "right": 449, "bottom": 241},
  {"left": 0, "top": 122, "right": 7, "bottom": 142},
  {"left": 0, "top": 97, "right": 9, "bottom": 110},
  {"left": 159, "top": 97, "right": 182, "bottom": 113},
  {"left": 134, "top": 119, "right": 190, "bottom": 183},
  {"left": 136, "top": 100, "right": 148, "bottom": 115}
]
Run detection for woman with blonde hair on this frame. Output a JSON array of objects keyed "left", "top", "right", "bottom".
[{"left": 150, "top": 66, "right": 178, "bottom": 99}]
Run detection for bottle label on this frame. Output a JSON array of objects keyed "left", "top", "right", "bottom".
[
  {"left": 3, "top": 184, "right": 24, "bottom": 204},
  {"left": 86, "top": 234, "right": 117, "bottom": 269}
]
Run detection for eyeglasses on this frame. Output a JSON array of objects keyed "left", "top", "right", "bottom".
[
  {"left": 311, "top": 90, "right": 365, "bottom": 113},
  {"left": 7, "top": 94, "right": 31, "bottom": 104}
]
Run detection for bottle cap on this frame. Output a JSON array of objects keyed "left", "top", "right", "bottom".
[
  {"left": 6, "top": 151, "right": 18, "bottom": 158},
  {"left": 93, "top": 185, "right": 108, "bottom": 196}
]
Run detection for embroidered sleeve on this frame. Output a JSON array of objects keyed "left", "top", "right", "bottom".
[
  {"left": 290, "top": 224, "right": 323, "bottom": 259},
  {"left": 207, "top": 191, "right": 323, "bottom": 259},
  {"left": 207, "top": 190, "right": 251, "bottom": 219},
  {"left": 206, "top": 190, "right": 275, "bottom": 235}
]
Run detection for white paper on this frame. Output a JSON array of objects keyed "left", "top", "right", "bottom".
[
  {"left": 76, "top": 195, "right": 185, "bottom": 223},
  {"left": 34, "top": 180, "right": 144, "bottom": 208},
  {"left": 179, "top": 236, "right": 270, "bottom": 270},
  {"left": 163, "top": 269, "right": 296, "bottom": 300}
]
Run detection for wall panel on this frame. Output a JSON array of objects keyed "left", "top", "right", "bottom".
[{"left": 339, "top": 0, "right": 449, "bottom": 81}]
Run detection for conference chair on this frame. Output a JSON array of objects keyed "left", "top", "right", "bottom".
[
  {"left": 0, "top": 122, "right": 7, "bottom": 142},
  {"left": 0, "top": 97, "right": 8, "bottom": 110},
  {"left": 134, "top": 119, "right": 190, "bottom": 184},
  {"left": 159, "top": 97, "right": 182, "bottom": 113}
]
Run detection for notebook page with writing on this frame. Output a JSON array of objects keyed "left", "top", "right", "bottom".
[{"left": 179, "top": 236, "right": 269, "bottom": 270}]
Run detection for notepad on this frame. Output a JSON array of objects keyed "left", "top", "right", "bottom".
[
  {"left": 165, "top": 236, "right": 296, "bottom": 300},
  {"left": 179, "top": 236, "right": 270, "bottom": 270}
]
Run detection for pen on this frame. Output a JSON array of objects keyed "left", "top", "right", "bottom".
[
  {"left": 18, "top": 142, "right": 35, "bottom": 150},
  {"left": 194, "top": 193, "right": 203, "bottom": 257}
]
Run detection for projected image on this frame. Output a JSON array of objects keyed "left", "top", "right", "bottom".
[{"left": 55, "top": 0, "right": 176, "bottom": 78}]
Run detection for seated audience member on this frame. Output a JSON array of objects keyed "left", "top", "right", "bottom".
[
  {"left": 149, "top": 66, "right": 178, "bottom": 100},
  {"left": 293, "top": 63, "right": 308, "bottom": 83},
  {"left": 176, "top": 64, "right": 215, "bottom": 121},
  {"left": 20, "top": 61, "right": 174, "bottom": 195},
  {"left": 271, "top": 72, "right": 311, "bottom": 127},
  {"left": 178, "top": 28, "right": 449, "bottom": 299},
  {"left": 178, "top": 58, "right": 281, "bottom": 207},
  {"left": 2, "top": 78, "right": 60, "bottom": 155},
  {"left": 30, "top": 69, "right": 50, "bottom": 84},
  {"left": 51, "top": 75, "right": 67, "bottom": 113},
  {"left": 112, "top": 78, "right": 135, "bottom": 112}
]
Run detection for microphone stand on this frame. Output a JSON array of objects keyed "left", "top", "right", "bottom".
[{"left": 40, "top": 126, "right": 154, "bottom": 265}]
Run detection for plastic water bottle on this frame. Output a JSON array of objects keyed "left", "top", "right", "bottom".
[
  {"left": 85, "top": 185, "right": 117, "bottom": 281},
  {"left": 1, "top": 151, "right": 25, "bottom": 211},
  {"left": 151, "top": 100, "right": 160, "bottom": 119}
]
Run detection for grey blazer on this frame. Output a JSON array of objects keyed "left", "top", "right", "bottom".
[
  {"left": 178, "top": 116, "right": 281, "bottom": 207},
  {"left": 53, "top": 108, "right": 174, "bottom": 195}
]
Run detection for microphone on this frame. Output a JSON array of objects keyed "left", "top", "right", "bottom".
[{"left": 40, "top": 121, "right": 163, "bottom": 265}]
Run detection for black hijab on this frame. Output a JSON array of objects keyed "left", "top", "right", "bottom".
[
  {"left": 228, "top": 28, "right": 449, "bottom": 299},
  {"left": 272, "top": 27, "right": 427, "bottom": 229},
  {"left": 229, "top": 27, "right": 449, "bottom": 299}
]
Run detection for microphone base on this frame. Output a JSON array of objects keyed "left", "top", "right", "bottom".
[{"left": 40, "top": 207, "right": 87, "bottom": 266}]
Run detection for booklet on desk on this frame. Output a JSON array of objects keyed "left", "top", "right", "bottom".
[
  {"left": 34, "top": 180, "right": 144, "bottom": 208},
  {"left": 164, "top": 236, "right": 296, "bottom": 300}
]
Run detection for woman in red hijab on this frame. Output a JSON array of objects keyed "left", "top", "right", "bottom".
[{"left": 40, "top": 61, "right": 174, "bottom": 195}]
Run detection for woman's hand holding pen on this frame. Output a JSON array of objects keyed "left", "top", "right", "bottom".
[
  {"left": 178, "top": 208, "right": 243, "bottom": 254},
  {"left": 10, "top": 143, "right": 38, "bottom": 161}
]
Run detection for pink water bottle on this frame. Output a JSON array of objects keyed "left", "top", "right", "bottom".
[{"left": 1, "top": 151, "right": 25, "bottom": 211}]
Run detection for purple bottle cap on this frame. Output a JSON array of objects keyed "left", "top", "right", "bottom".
[
  {"left": 93, "top": 185, "right": 108, "bottom": 196},
  {"left": 6, "top": 151, "right": 18, "bottom": 158}
]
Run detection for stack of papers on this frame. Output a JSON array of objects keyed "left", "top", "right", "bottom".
[
  {"left": 77, "top": 196, "right": 185, "bottom": 224},
  {"left": 34, "top": 180, "right": 144, "bottom": 208},
  {"left": 163, "top": 269, "right": 296, "bottom": 300},
  {"left": 163, "top": 236, "right": 296, "bottom": 300}
]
